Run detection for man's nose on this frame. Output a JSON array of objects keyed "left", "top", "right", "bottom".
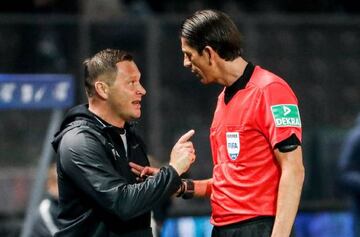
[
  {"left": 138, "top": 83, "right": 146, "bottom": 95},
  {"left": 183, "top": 57, "right": 191, "bottom": 68}
]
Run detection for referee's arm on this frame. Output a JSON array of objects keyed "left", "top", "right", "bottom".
[
  {"left": 271, "top": 146, "right": 305, "bottom": 237},
  {"left": 194, "top": 178, "right": 213, "bottom": 198}
]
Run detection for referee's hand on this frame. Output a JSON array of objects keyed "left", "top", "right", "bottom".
[{"left": 129, "top": 162, "right": 159, "bottom": 180}]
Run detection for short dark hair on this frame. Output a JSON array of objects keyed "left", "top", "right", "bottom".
[
  {"left": 180, "top": 9, "right": 243, "bottom": 61},
  {"left": 83, "top": 49, "right": 133, "bottom": 97}
]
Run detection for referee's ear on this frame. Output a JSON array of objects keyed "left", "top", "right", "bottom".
[{"left": 203, "top": 46, "right": 216, "bottom": 65}]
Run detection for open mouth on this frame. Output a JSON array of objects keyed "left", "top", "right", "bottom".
[{"left": 132, "top": 100, "right": 141, "bottom": 106}]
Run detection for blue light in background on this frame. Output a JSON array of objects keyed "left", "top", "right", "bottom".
[{"left": 0, "top": 74, "right": 74, "bottom": 109}]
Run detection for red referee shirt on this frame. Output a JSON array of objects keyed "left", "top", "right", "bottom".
[{"left": 210, "top": 65, "right": 302, "bottom": 226}]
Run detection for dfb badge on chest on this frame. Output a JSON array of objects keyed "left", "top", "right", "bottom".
[{"left": 226, "top": 132, "right": 240, "bottom": 160}]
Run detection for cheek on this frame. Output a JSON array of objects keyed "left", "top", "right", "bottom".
[
  {"left": 119, "top": 92, "right": 132, "bottom": 105},
  {"left": 110, "top": 89, "right": 128, "bottom": 105},
  {"left": 195, "top": 64, "right": 205, "bottom": 74}
]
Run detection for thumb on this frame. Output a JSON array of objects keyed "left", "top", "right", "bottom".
[
  {"left": 177, "top": 129, "right": 195, "bottom": 143},
  {"left": 140, "top": 167, "right": 150, "bottom": 177}
]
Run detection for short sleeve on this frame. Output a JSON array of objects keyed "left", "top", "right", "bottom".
[{"left": 256, "top": 82, "right": 302, "bottom": 148}]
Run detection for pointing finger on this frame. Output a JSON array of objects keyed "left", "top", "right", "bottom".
[{"left": 177, "top": 129, "right": 195, "bottom": 143}]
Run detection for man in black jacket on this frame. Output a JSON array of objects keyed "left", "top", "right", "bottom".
[{"left": 51, "top": 49, "right": 196, "bottom": 237}]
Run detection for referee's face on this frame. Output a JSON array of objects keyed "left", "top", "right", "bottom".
[{"left": 181, "top": 37, "right": 213, "bottom": 85}]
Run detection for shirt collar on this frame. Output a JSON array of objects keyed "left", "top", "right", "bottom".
[
  {"left": 224, "top": 62, "right": 255, "bottom": 104},
  {"left": 91, "top": 112, "right": 127, "bottom": 135}
]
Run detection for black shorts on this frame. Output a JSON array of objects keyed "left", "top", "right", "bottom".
[{"left": 211, "top": 216, "right": 294, "bottom": 237}]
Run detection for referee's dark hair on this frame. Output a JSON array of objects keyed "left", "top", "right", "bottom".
[
  {"left": 180, "top": 9, "right": 243, "bottom": 61},
  {"left": 83, "top": 49, "right": 133, "bottom": 97}
]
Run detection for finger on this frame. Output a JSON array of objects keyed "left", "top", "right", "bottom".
[
  {"left": 131, "top": 168, "right": 141, "bottom": 176},
  {"left": 140, "top": 167, "right": 150, "bottom": 177},
  {"left": 129, "top": 162, "right": 144, "bottom": 171},
  {"left": 152, "top": 167, "right": 160, "bottom": 174},
  {"left": 181, "top": 142, "right": 194, "bottom": 149},
  {"left": 177, "top": 129, "right": 195, "bottom": 144},
  {"left": 179, "top": 141, "right": 193, "bottom": 146}
]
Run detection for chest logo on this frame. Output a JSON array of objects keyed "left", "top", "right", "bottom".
[
  {"left": 271, "top": 104, "right": 301, "bottom": 127},
  {"left": 226, "top": 132, "right": 240, "bottom": 160}
]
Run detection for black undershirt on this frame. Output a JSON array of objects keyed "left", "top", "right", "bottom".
[{"left": 223, "top": 62, "right": 300, "bottom": 149}]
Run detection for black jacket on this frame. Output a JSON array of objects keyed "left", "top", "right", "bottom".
[
  {"left": 338, "top": 115, "right": 360, "bottom": 200},
  {"left": 52, "top": 104, "right": 181, "bottom": 237},
  {"left": 30, "top": 194, "right": 60, "bottom": 237}
]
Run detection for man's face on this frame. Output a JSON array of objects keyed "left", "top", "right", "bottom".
[
  {"left": 107, "top": 60, "right": 146, "bottom": 122},
  {"left": 181, "top": 37, "right": 213, "bottom": 84}
]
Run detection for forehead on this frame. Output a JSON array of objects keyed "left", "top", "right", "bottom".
[
  {"left": 115, "top": 60, "right": 140, "bottom": 78},
  {"left": 181, "top": 38, "right": 195, "bottom": 53}
]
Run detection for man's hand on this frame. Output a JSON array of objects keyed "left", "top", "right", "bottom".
[{"left": 170, "top": 129, "right": 196, "bottom": 175}]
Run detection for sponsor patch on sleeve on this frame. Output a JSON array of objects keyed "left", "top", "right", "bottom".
[{"left": 271, "top": 104, "right": 301, "bottom": 127}]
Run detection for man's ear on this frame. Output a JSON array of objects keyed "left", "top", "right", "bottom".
[
  {"left": 94, "top": 81, "right": 109, "bottom": 99},
  {"left": 204, "top": 46, "right": 215, "bottom": 65}
]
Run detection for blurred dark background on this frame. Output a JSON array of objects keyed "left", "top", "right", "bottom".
[{"left": 0, "top": 0, "right": 359, "bottom": 236}]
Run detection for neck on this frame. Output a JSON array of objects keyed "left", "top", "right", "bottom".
[
  {"left": 218, "top": 57, "right": 248, "bottom": 87},
  {"left": 88, "top": 99, "right": 125, "bottom": 128}
]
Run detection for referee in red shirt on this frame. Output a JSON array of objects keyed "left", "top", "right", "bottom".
[
  {"left": 179, "top": 10, "right": 304, "bottom": 237},
  {"left": 131, "top": 9, "right": 304, "bottom": 237}
]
